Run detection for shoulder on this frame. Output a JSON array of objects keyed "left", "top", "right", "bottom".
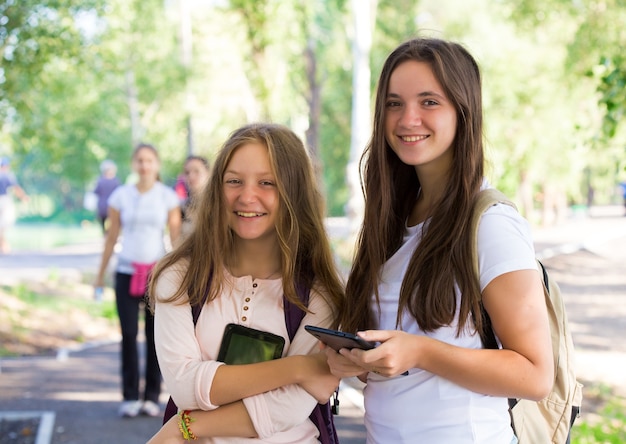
[
  {"left": 308, "top": 280, "right": 338, "bottom": 312},
  {"left": 154, "top": 259, "right": 189, "bottom": 303},
  {"left": 108, "top": 184, "right": 133, "bottom": 205},
  {"left": 155, "top": 182, "right": 180, "bottom": 206},
  {"left": 111, "top": 183, "right": 133, "bottom": 195},
  {"left": 476, "top": 193, "right": 537, "bottom": 289},
  {"left": 155, "top": 181, "right": 176, "bottom": 194},
  {"left": 479, "top": 198, "right": 531, "bottom": 241}
]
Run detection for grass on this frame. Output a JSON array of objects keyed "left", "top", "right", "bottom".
[
  {"left": 0, "top": 282, "right": 119, "bottom": 357},
  {"left": 6, "top": 221, "right": 101, "bottom": 250},
  {"left": 6, "top": 283, "right": 117, "bottom": 321},
  {"left": 571, "top": 383, "right": 626, "bottom": 444},
  {"left": 572, "top": 399, "right": 626, "bottom": 443}
]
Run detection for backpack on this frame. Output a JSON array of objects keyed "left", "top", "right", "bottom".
[
  {"left": 162, "top": 279, "right": 339, "bottom": 444},
  {"left": 470, "top": 188, "right": 583, "bottom": 444}
]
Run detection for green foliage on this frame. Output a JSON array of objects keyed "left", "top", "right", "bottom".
[
  {"left": 7, "top": 222, "right": 101, "bottom": 250},
  {"left": 571, "top": 398, "right": 626, "bottom": 443},
  {"left": 593, "top": 55, "right": 626, "bottom": 140},
  {"left": 309, "top": 0, "right": 351, "bottom": 215},
  {"left": 4, "top": 282, "right": 117, "bottom": 320},
  {"left": 0, "top": 0, "right": 103, "bottom": 109},
  {"left": 3, "top": 0, "right": 626, "bottom": 221},
  {"left": 501, "top": 0, "right": 581, "bottom": 30},
  {"left": 0, "top": 279, "right": 115, "bottom": 356},
  {"left": 503, "top": 0, "right": 626, "bottom": 205},
  {"left": 2, "top": 0, "right": 191, "bottom": 216}
]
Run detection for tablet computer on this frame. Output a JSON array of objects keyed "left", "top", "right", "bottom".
[
  {"left": 217, "top": 324, "right": 285, "bottom": 365},
  {"left": 304, "top": 325, "right": 376, "bottom": 351}
]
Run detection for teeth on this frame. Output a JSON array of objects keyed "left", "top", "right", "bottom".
[
  {"left": 237, "top": 211, "right": 262, "bottom": 217},
  {"left": 401, "top": 135, "right": 428, "bottom": 142}
]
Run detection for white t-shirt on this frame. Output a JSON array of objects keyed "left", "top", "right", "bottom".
[
  {"left": 154, "top": 265, "right": 335, "bottom": 443},
  {"left": 364, "top": 200, "right": 537, "bottom": 443},
  {"left": 108, "top": 182, "right": 179, "bottom": 274}
]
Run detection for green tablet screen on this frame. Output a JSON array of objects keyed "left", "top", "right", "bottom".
[{"left": 217, "top": 324, "right": 285, "bottom": 365}]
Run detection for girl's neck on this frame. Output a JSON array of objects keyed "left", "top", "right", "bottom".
[
  {"left": 408, "top": 174, "right": 447, "bottom": 226},
  {"left": 135, "top": 178, "right": 157, "bottom": 193},
  {"left": 229, "top": 238, "right": 282, "bottom": 280}
]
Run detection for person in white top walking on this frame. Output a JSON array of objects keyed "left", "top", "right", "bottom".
[
  {"left": 95, "top": 143, "right": 181, "bottom": 419},
  {"left": 325, "top": 38, "right": 554, "bottom": 443}
]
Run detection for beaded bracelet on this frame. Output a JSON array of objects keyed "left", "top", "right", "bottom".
[{"left": 178, "top": 410, "right": 198, "bottom": 441}]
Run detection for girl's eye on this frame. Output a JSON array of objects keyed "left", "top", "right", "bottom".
[
  {"left": 423, "top": 99, "right": 439, "bottom": 106},
  {"left": 225, "top": 178, "right": 241, "bottom": 185},
  {"left": 260, "top": 180, "right": 275, "bottom": 186},
  {"left": 386, "top": 100, "right": 401, "bottom": 108}
]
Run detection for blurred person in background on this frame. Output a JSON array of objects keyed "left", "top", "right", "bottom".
[
  {"left": 180, "top": 155, "right": 210, "bottom": 237},
  {"left": 95, "top": 143, "right": 181, "bottom": 419},
  {"left": 619, "top": 180, "right": 626, "bottom": 216},
  {"left": 93, "top": 159, "right": 121, "bottom": 235},
  {"left": 0, "top": 156, "right": 28, "bottom": 254}
]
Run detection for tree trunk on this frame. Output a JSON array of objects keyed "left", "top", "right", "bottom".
[
  {"left": 179, "top": 0, "right": 194, "bottom": 155},
  {"left": 518, "top": 169, "right": 534, "bottom": 220},
  {"left": 125, "top": 67, "right": 143, "bottom": 147},
  {"left": 304, "top": 40, "right": 321, "bottom": 159},
  {"left": 345, "top": 0, "right": 376, "bottom": 232}
]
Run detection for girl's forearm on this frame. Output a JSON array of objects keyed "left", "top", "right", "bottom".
[
  {"left": 146, "top": 402, "right": 256, "bottom": 443},
  {"left": 418, "top": 336, "right": 552, "bottom": 400},
  {"left": 210, "top": 355, "right": 307, "bottom": 406},
  {"left": 181, "top": 403, "right": 257, "bottom": 438}
]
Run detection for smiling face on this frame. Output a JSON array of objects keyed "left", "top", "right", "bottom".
[
  {"left": 384, "top": 60, "right": 457, "bottom": 175},
  {"left": 223, "top": 142, "right": 279, "bottom": 244}
]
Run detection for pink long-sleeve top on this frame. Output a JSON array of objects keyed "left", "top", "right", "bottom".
[{"left": 153, "top": 263, "right": 336, "bottom": 443}]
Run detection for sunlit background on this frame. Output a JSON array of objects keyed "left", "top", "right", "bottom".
[{"left": 1, "top": 0, "right": 624, "bottom": 227}]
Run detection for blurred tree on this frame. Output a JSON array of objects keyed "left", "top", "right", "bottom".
[
  {"left": 418, "top": 0, "right": 605, "bottom": 224},
  {"left": 228, "top": 0, "right": 273, "bottom": 120},
  {"left": 345, "top": 0, "right": 375, "bottom": 231},
  {"left": 2, "top": 0, "right": 187, "bottom": 215},
  {"left": 221, "top": 0, "right": 353, "bottom": 215},
  {"left": 1, "top": 0, "right": 108, "bottom": 212},
  {"left": 293, "top": 0, "right": 347, "bottom": 160},
  {"left": 5, "top": 0, "right": 623, "bottom": 224},
  {"left": 0, "top": 0, "right": 101, "bottom": 119},
  {"left": 314, "top": 2, "right": 353, "bottom": 216},
  {"left": 504, "top": 0, "right": 626, "bottom": 205}
]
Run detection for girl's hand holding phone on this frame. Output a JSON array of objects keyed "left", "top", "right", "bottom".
[
  {"left": 324, "top": 346, "right": 369, "bottom": 380},
  {"left": 336, "top": 330, "right": 414, "bottom": 378}
]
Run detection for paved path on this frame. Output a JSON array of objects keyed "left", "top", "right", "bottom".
[{"left": 1, "top": 206, "right": 625, "bottom": 443}]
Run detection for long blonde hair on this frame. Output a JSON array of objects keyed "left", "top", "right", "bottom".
[{"left": 149, "top": 123, "right": 344, "bottom": 323}]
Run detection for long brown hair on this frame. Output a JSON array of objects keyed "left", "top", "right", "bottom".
[
  {"left": 342, "top": 38, "right": 485, "bottom": 336},
  {"left": 149, "top": 123, "right": 344, "bottom": 324}
]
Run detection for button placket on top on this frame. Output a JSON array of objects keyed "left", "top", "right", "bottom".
[{"left": 241, "top": 281, "right": 258, "bottom": 322}]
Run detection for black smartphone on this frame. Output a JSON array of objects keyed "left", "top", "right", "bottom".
[{"left": 304, "top": 325, "right": 376, "bottom": 351}]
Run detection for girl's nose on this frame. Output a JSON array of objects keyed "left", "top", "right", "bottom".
[
  {"left": 399, "top": 104, "right": 422, "bottom": 127},
  {"left": 239, "top": 184, "right": 257, "bottom": 203}
]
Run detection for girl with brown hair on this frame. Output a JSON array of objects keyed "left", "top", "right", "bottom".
[{"left": 325, "top": 38, "right": 553, "bottom": 443}]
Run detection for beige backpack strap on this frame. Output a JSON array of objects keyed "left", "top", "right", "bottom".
[{"left": 470, "top": 189, "right": 517, "bottom": 280}]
